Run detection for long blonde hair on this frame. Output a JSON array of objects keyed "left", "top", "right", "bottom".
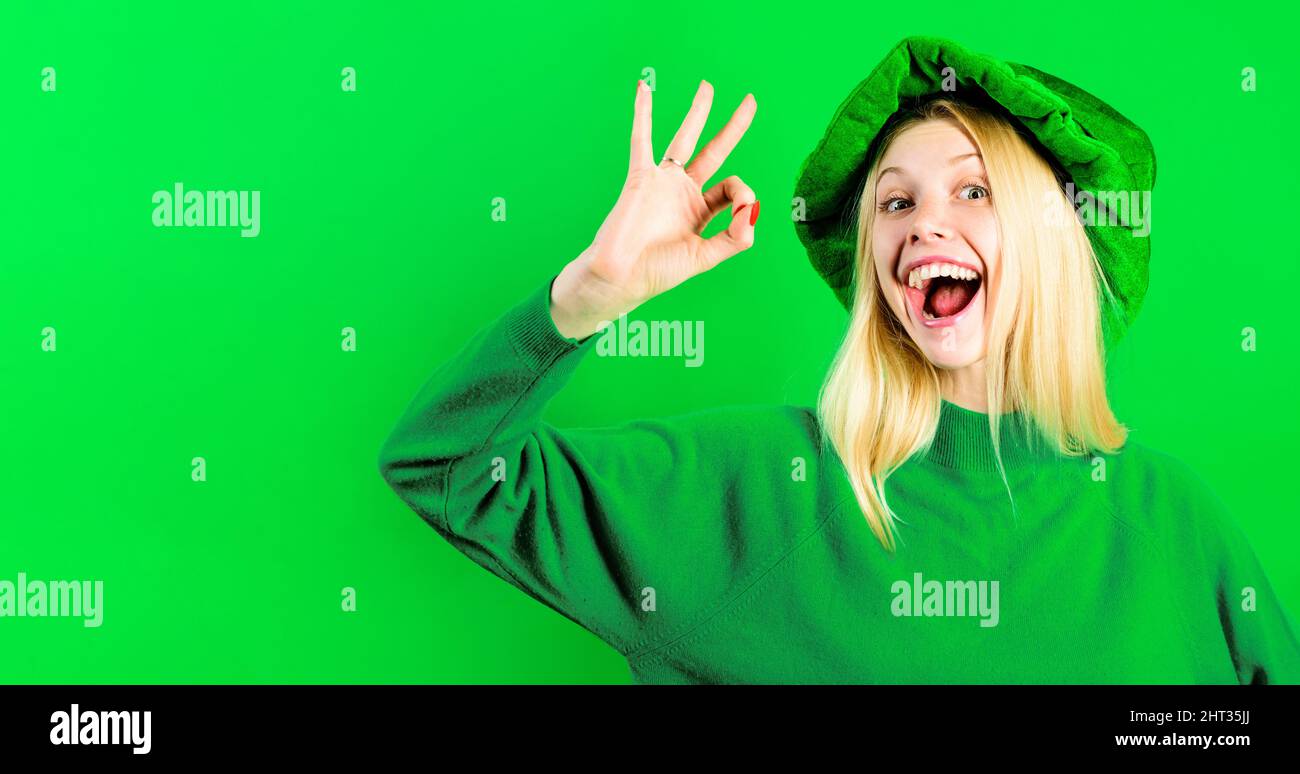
[{"left": 817, "top": 97, "right": 1128, "bottom": 553}]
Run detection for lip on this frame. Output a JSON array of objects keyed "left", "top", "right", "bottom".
[{"left": 899, "top": 254, "right": 984, "bottom": 329}]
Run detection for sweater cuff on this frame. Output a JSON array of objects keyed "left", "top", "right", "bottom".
[{"left": 505, "top": 275, "right": 599, "bottom": 375}]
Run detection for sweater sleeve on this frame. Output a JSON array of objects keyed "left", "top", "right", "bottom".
[
  {"left": 375, "top": 276, "right": 790, "bottom": 659},
  {"left": 1209, "top": 505, "right": 1300, "bottom": 685},
  {"left": 1187, "top": 475, "right": 1300, "bottom": 685}
]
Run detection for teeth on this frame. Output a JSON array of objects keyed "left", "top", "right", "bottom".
[
  {"left": 923, "top": 310, "right": 936, "bottom": 320},
  {"left": 907, "top": 262, "right": 979, "bottom": 288}
]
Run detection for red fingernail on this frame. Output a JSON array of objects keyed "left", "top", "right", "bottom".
[
  {"left": 749, "top": 200, "right": 761, "bottom": 226},
  {"left": 732, "top": 203, "right": 747, "bottom": 217}
]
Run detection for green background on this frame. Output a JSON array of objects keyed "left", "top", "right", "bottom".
[{"left": 2, "top": 1, "right": 1296, "bottom": 683}]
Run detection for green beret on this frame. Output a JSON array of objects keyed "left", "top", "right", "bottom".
[{"left": 792, "top": 35, "right": 1155, "bottom": 350}]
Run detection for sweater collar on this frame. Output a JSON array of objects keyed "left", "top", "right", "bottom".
[{"left": 922, "top": 399, "right": 1061, "bottom": 473}]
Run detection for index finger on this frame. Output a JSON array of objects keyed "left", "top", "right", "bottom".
[{"left": 629, "top": 80, "right": 654, "bottom": 173}]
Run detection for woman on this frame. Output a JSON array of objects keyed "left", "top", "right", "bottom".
[{"left": 378, "top": 37, "right": 1300, "bottom": 684}]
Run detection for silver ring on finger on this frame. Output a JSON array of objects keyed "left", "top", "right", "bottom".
[{"left": 661, "top": 155, "right": 686, "bottom": 168}]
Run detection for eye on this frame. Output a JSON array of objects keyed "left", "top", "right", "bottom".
[
  {"left": 877, "top": 195, "right": 912, "bottom": 214},
  {"left": 959, "top": 181, "right": 991, "bottom": 201}
]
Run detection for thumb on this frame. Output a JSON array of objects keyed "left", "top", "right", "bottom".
[{"left": 695, "top": 199, "right": 760, "bottom": 272}]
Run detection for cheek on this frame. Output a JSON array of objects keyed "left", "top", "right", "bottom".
[
  {"left": 871, "top": 248, "right": 891, "bottom": 287},
  {"left": 966, "top": 210, "right": 1000, "bottom": 264},
  {"left": 871, "top": 220, "right": 902, "bottom": 271},
  {"left": 870, "top": 237, "right": 910, "bottom": 320},
  {"left": 870, "top": 236, "right": 888, "bottom": 281}
]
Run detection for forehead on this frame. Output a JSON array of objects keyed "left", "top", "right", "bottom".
[{"left": 877, "top": 119, "right": 980, "bottom": 169}]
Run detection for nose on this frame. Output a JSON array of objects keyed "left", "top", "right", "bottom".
[{"left": 907, "top": 196, "right": 953, "bottom": 246}]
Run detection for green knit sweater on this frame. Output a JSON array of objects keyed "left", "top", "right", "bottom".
[{"left": 377, "top": 276, "right": 1300, "bottom": 684}]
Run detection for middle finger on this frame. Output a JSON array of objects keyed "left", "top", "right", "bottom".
[{"left": 686, "top": 92, "right": 756, "bottom": 186}]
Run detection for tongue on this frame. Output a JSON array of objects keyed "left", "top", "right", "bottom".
[{"left": 930, "top": 279, "right": 974, "bottom": 318}]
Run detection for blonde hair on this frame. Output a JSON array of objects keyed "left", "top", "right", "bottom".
[{"left": 817, "top": 97, "right": 1128, "bottom": 553}]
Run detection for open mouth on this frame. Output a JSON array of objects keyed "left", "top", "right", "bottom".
[{"left": 902, "top": 261, "right": 983, "bottom": 325}]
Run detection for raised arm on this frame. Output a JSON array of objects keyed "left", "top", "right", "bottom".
[{"left": 378, "top": 79, "right": 769, "bottom": 656}]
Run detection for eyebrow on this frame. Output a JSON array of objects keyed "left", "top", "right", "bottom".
[{"left": 877, "top": 152, "right": 983, "bottom": 182}]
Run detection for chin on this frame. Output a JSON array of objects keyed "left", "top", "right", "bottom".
[{"left": 919, "top": 344, "right": 986, "bottom": 370}]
